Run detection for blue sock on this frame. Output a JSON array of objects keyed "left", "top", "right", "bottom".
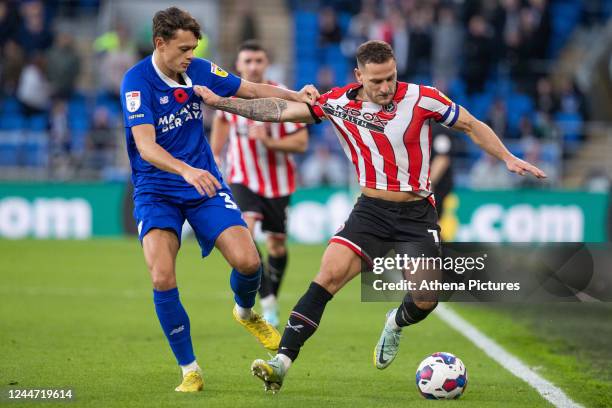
[
  {"left": 153, "top": 288, "right": 195, "bottom": 366},
  {"left": 230, "top": 266, "right": 262, "bottom": 308}
]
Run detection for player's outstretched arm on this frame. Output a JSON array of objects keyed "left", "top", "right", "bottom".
[
  {"left": 236, "top": 80, "right": 320, "bottom": 105},
  {"left": 132, "top": 124, "right": 222, "bottom": 196},
  {"left": 451, "top": 107, "right": 547, "bottom": 179},
  {"left": 194, "top": 85, "right": 319, "bottom": 125}
]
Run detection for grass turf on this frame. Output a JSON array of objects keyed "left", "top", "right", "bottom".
[{"left": 0, "top": 239, "right": 597, "bottom": 407}]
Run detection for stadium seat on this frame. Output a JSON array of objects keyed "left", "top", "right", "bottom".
[
  {"left": 28, "top": 115, "right": 48, "bottom": 131},
  {"left": 0, "top": 97, "right": 22, "bottom": 115},
  {"left": 506, "top": 92, "right": 535, "bottom": 137},
  {"left": 0, "top": 114, "right": 26, "bottom": 131},
  {"left": 0, "top": 131, "right": 20, "bottom": 166},
  {"left": 23, "top": 131, "right": 48, "bottom": 167},
  {"left": 554, "top": 111, "right": 583, "bottom": 154},
  {"left": 468, "top": 91, "right": 494, "bottom": 120},
  {"left": 549, "top": 1, "right": 583, "bottom": 57}
]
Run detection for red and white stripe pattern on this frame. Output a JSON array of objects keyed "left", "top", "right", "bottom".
[
  {"left": 311, "top": 82, "right": 459, "bottom": 200},
  {"left": 218, "top": 81, "right": 305, "bottom": 198},
  {"left": 329, "top": 236, "right": 373, "bottom": 266}
]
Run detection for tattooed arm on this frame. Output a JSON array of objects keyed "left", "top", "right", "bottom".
[{"left": 194, "top": 85, "right": 321, "bottom": 124}]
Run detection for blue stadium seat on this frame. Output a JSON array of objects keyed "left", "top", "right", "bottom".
[
  {"left": 448, "top": 78, "right": 467, "bottom": 106},
  {"left": 69, "top": 116, "right": 90, "bottom": 132},
  {"left": 294, "top": 11, "right": 318, "bottom": 31},
  {"left": 338, "top": 12, "right": 352, "bottom": 34},
  {"left": 506, "top": 92, "right": 535, "bottom": 136},
  {"left": 28, "top": 115, "right": 48, "bottom": 131},
  {"left": 468, "top": 91, "right": 494, "bottom": 120},
  {"left": 0, "top": 97, "right": 22, "bottom": 115},
  {"left": 555, "top": 111, "right": 583, "bottom": 142},
  {"left": 0, "top": 131, "right": 21, "bottom": 166},
  {"left": 23, "top": 132, "right": 48, "bottom": 167},
  {"left": 0, "top": 114, "right": 26, "bottom": 130},
  {"left": 549, "top": 1, "right": 583, "bottom": 57},
  {"left": 71, "top": 129, "right": 88, "bottom": 155},
  {"left": 540, "top": 142, "right": 561, "bottom": 163}
]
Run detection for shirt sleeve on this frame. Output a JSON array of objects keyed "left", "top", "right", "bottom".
[
  {"left": 417, "top": 86, "right": 461, "bottom": 128},
  {"left": 200, "top": 59, "right": 241, "bottom": 97},
  {"left": 120, "top": 71, "right": 154, "bottom": 128},
  {"left": 308, "top": 90, "right": 336, "bottom": 123}
]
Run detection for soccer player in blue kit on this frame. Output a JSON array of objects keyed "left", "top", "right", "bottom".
[{"left": 120, "top": 7, "right": 319, "bottom": 392}]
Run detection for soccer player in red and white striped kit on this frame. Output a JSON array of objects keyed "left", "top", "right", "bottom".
[
  {"left": 195, "top": 40, "right": 546, "bottom": 392},
  {"left": 210, "top": 40, "right": 309, "bottom": 327}
]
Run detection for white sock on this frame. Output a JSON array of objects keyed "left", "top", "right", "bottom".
[
  {"left": 386, "top": 309, "right": 401, "bottom": 332},
  {"left": 180, "top": 360, "right": 201, "bottom": 376},
  {"left": 235, "top": 304, "right": 253, "bottom": 320},
  {"left": 260, "top": 295, "right": 277, "bottom": 311},
  {"left": 276, "top": 353, "right": 292, "bottom": 370}
]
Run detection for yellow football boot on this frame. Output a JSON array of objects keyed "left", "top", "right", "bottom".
[
  {"left": 175, "top": 370, "right": 203, "bottom": 392},
  {"left": 233, "top": 306, "right": 281, "bottom": 351}
]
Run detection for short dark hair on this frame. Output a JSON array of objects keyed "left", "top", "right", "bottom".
[
  {"left": 237, "top": 39, "right": 268, "bottom": 56},
  {"left": 152, "top": 7, "right": 201, "bottom": 47},
  {"left": 356, "top": 40, "right": 395, "bottom": 67}
]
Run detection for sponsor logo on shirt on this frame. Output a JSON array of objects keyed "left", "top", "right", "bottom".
[
  {"left": 210, "top": 63, "right": 229, "bottom": 78},
  {"left": 125, "top": 91, "right": 141, "bottom": 113},
  {"left": 157, "top": 102, "right": 202, "bottom": 133},
  {"left": 322, "top": 103, "right": 388, "bottom": 132},
  {"left": 160, "top": 95, "right": 169, "bottom": 104}
]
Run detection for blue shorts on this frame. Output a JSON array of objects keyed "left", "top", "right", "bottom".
[{"left": 133, "top": 188, "right": 247, "bottom": 257}]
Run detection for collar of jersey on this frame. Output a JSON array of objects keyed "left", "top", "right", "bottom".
[
  {"left": 151, "top": 52, "right": 193, "bottom": 88},
  {"left": 346, "top": 82, "right": 401, "bottom": 108}
]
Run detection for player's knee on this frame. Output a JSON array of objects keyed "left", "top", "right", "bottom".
[
  {"left": 414, "top": 300, "right": 438, "bottom": 312},
  {"left": 266, "top": 237, "right": 286, "bottom": 257},
  {"left": 151, "top": 270, "right": 176, "bottom": 291},
  {"left": 147, "top": 258, "right": 177, "bottom": 290},
  {"left": 234, "top": 253, "right": 262, "bottom": 275},
  {"left": 314, "top": 263, "right": 346, "bottom": 294}
]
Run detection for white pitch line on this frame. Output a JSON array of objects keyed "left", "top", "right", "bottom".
[{"left": 435, "top": 304, "right": 583, "bottom": 408}]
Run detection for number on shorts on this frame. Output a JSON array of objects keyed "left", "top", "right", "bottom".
[
  {"left": 427, "top": 229, "right": 440, "bottom": 244},
  {"left": 219, "top": 192, "right": 238, "bottom": 209}
]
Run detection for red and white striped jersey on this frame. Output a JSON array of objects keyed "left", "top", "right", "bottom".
[
  {"left": 217, "top": 81, "right": 306, "bottom": 198},
  {"left": 310, "top": 82, "right": 460, "bottom": 201}
]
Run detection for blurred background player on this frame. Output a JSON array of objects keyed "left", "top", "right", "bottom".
[
  {"left": 120, "top": 7, "right": 318, "bottom": 392},
  {"left": 429, "top": 123, "right": 454, "bottom": 220},
  {"left": 194, "top": 39, "right": 546, "bottom": 393},
  {"left": 210, "top": 40, "right": 309, "bottom": 328}
]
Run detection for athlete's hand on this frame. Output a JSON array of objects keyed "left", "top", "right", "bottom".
[
  {"left": 505, "top": 155, "right": 547, "bottom": 179},
  {"left": 181, "top": 165, "right": 222, "bottom": 196},
  {"left": 248, "top": 123, "right": 271, "bottom": 145},
  {"left": 296, "top": 84, "right": 320, "bottom": 105},
  {"left": 193, "top": 85, "right": 221, "bottom": 106}
]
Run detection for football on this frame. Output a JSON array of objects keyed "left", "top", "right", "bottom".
[{"left": 415, "top": 352, "right": 468, "bottom": 399}]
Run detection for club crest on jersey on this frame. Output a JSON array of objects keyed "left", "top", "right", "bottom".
[
  {"left": 210, "top": 63, "right": 229, "bottom": 78},
  {"left": 125, "top": 91, "right": 141, "bottom": 113},
  {"left": 383, "top": 101, "right": 397, "bottom": 114},
  {"left": 173, "top": 88, "right": 188, "bottom": 104}
]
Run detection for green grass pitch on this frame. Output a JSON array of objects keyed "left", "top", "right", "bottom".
[{"left": 0, "top": 239, "right": 607, "bottom": 407}]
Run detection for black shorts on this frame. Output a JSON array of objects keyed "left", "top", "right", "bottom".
[
  {"left": 330, "top": 195, "right": 441, "bottom": 265},
  {"left": 230, "top": 183, "right": 290, "bottom": 235}
]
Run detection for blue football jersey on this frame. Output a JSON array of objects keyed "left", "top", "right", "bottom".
[{"left": 120, "top": 55, "right": 241, "bottom": 201}]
